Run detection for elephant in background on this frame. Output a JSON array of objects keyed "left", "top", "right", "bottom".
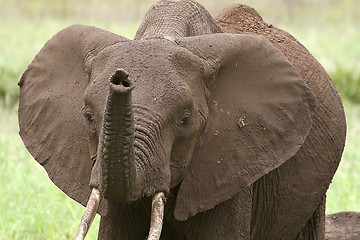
[
  {"left": 325, "top": 212, "right": 360, "bottom": 240},
  {"left": 18, "top": 0, "right": 346, "bottom": 239}
]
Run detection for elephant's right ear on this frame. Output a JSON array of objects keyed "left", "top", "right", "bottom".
[{"left": 18, "top": 24, "right": 128, "bottom": 215}]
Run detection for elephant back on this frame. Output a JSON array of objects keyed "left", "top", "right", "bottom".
[
  {"left": 215, "top": 4, "right": 346, "bottom": 239},
  {"left": 134, "top": 0, "right": 222, "bottom": 40}
]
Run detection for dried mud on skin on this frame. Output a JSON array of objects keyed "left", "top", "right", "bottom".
[{"left": 325, "top": 211, "right": 360, "bottom": 240}]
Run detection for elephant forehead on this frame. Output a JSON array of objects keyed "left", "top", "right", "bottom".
[{"left": 88, "top": 39, "right": 196, "bottom": 112}]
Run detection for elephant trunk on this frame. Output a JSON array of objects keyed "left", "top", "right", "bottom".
[
  {"left": 80, "top": 69, "right": 167, "bottom": 239},
  {"left": 97, "top": 68, "right": 140, "bottom": 202}
]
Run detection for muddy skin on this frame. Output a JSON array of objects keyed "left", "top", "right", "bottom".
[
  {"left": 325, "top": 211, "right": 360, "bottom": 240},
  {"left": 18, "top": 0, "right": 347, "bottom": 239}
]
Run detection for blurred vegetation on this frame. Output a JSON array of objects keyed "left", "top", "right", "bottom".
[
  {"left": 0, "top": 0, "right": 359, "bottom": 104},
  {"left": 0, "top": 0, "right": 359, "bottom": 239},
  {"left": 0, "top": 105, "right": 101, "bottom": 239}
]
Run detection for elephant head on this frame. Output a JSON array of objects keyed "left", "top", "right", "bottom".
[{"left": 18, "top": 10, "right": 316, "bottom": 238}]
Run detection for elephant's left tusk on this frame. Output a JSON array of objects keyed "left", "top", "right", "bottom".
[
  {"left": 75, "top": 188, "right": 102, "bottom": 240},
  {"left": 147, "top": 192, "right": 166, "bottom": 240}
]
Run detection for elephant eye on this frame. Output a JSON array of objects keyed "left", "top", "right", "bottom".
[
  {"left": 179, "top": 111, "right": 192, "bottom": 126},
  {"left": 84, "top": 112, "right": 93, "bottom": 121},
  {"left": 83, "top": 107, "right": 94, "bottom": 122}
]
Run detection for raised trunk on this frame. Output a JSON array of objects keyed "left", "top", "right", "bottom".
[{"left": 97, "top": 68, "right": 140, "bottom": 202}]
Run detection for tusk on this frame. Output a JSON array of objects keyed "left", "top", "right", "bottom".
[
  {"left": 147, "top": 192, "right": 166, "bottom": 240},
  {"left": 75, "top": 188, "right": 102, "bottom": 240}
]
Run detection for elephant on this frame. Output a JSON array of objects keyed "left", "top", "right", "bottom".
[
  {"left": 18, "top": 0, "right": 346, "bottom": 239},
  {"left": 325, "top": 212, "right": 360, "bottom": 240}
]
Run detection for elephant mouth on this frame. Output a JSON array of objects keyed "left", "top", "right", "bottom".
[{"left": 75, "top": 189, "right": 167, "bottom": 240}]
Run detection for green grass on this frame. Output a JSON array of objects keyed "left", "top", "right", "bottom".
[
  {"left": 329, "top": 67, "right": 360, "bottom": 103},
  {"left": 282, "top": 24, "right": 360, "bottom": 103},
  {"left": 326, "top": 101, "right": 360, "bottom": 213},
  {"left": 1, "top": 0, "right": 360, "bottom": 105},
  {"left": 0, "top": 105, "right": 100, "bottom": 239}
]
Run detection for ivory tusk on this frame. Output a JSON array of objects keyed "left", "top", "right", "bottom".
[
  {"left": 75, "top": 188, "right": 102, "bottom": 240},
  {"left": 147, "top": 192, "right": 166, "bottom": 240}
]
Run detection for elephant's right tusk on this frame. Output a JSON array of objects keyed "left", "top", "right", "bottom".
[
  {"left": 147, "top": 192, "right": 166, "bottom": 240},
  {"left": 75, "top": 188, "right": 101, "bottom": 240}
]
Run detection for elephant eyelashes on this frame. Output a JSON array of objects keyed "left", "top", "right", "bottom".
[
  {"left": 83, "top": 108, "right": 94, "bottom": 122},
  {"left": 84, "top": 112, "right": 93, "bottom": 122},
  {"left": 83, "top": 106, "right": 97, "bottom": 132},
  {"left": 179, "top": 111, "right": 192, "bottom": 126}
]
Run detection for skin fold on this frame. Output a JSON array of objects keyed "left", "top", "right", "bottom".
[{"left": 18, "top": 0, "right": 346, "bottom": 239}]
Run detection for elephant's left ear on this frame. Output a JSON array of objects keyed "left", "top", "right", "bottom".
[{"left": 174, "top": 34, "right": 316, "bottom": 221}]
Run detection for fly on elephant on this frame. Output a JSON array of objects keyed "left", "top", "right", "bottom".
[{"left": 18, "top": 0, "right": 347, "bottom": 239}]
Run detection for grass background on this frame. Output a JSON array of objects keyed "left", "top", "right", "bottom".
[{"left": 0, "top": 0, "right": 359, "bottom": 239}]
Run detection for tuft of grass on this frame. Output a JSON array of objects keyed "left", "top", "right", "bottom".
[
  {"left": 0, "top": 66, "right": 20, "bottom": 106},
  {"left": 330, "top": 67, "right": 360, "bottom": 103}
]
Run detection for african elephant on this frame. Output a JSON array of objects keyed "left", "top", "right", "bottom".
[
  {"left": 18, "top": 0, "right": 346, "bottom": 239},
  {"left": 325, "top": 212, "right": 360, "bottom": 240}
]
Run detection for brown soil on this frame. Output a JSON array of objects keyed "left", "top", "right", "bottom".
[{"left": 326, "top": 211, "right": 360, "bottom": 240}]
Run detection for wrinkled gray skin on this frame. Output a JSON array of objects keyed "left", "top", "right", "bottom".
[
  {"left": 97, "top": 1, "right": 345, "bottom": 239},
  {"left": 18, "top": 0, "right": 346, "bottom": 239}
]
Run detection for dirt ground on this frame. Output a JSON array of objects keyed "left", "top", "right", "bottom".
[{"left": 325, "top": 211, "right": 360, "bottom": 240}]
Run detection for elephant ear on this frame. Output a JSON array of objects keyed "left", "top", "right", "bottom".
[
  {"left": 18, "top": 24, "right": 128, "bottom": 214},
  {"left": 174, "top": 34, "right": 316, "bottom": 221}
]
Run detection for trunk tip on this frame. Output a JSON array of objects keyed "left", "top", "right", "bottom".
[{"left": 109, "top": 68, "right": 133, "bottom": 88}]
